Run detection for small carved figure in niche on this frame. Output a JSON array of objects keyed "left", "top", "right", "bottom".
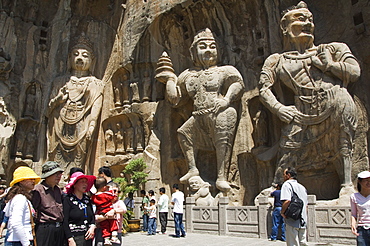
[
  {"left": 135, "top": 119, "right": 144, "bottom": 152},
  {"left": 142, "top": 70, "right": 152, "bottom": 101},
  {"left": 113, "top": 81, "right": 122, "bottom": 107},
  {"left": 258, "top": 1, "right": 360, "bottom": 187},
  {"left": 24, "top": 126, "right": 37, "bottom": 159},
  {"left": 124, "top": 120, "right": 134, "bottom": 153},
  {"left": 188, "top": 176, "right": 215, "bottom": 206},
  {"left": 252, "top": 109, "right": 268, "bottom": 148},
  {"left": 105, "top": 125, "right": 115, "bottom": 155},
  {"left": 15, "top": 124, "right": 26, "bottom": 158},
  {"left": 0, "top": 48, "right": 12, "bottom": 80},
  {"left": 121, "top": 73, "right": 130, "bottom": 105},
  {"left": 156, "top": 28, "right": 245, "bottom": 192},
  {"left": 23, "top": 83, "right": 37, "bottom": 119},
  {"left": 47, "top": 34, "right": 104, "bottom": 172},
  {"left": 115, "top": 122, "right": 125, "bottom": 154},
  {"left": 130, "top": 82, "right": 140, "bottom": 103}
]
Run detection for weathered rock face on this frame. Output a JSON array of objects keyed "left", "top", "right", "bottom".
[{"left": 0, "top": 0, "right": 369, "bottom": 205}]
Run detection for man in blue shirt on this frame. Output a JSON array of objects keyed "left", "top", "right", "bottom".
[{"left": 270, "top": 183, "right": 285, "bottom": 241}]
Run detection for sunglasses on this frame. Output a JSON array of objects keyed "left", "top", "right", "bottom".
[{"left": 111, "top": 189, "right": 121, "bottom": 194}]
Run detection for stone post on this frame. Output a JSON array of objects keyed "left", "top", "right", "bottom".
[
  {"left": 307, "top": 195, "right": 317, "bottom": 242},
  {"left": 134, "top": 196, "right": 143, "bottom": 219},
  {"left": 258, "top": 196, "right": 269, "bottom": 239},
  {"left": 218, "top": 196, "right": 229, "bottom": 236},
  {"left": 185, "top": 196, "right": 195, "bottom": 233}
]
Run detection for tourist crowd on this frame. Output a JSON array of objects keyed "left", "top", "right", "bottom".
[{"left": 0, "top": 162, "right": 186, "bottom": 246}]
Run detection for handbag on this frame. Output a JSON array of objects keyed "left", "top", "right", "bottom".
[{"left": 27, "top": 202, "right": 37, "bottom": 246}]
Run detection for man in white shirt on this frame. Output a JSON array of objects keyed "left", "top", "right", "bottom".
[
  {"left": 158, "top": 187, "right": 169, "bottom": 234},
  {"left": 171, "top": 184, "right": 186, "bottom": 238},
  {"left": 280, "top": 167, "right": 308, "bottom": 246}
]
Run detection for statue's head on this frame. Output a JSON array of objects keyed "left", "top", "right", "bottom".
[
  {"left": 69, "top": 34, "right": 95, "bottom": 72},
  {"left": 189, "top": 176, "right": 204, "bottom": 191},
  {"left": 190, "top": 28, "right": 218, "bottom": 68},
  {"left": 280, "top": 1, "right": 314, "bottom": 50}
]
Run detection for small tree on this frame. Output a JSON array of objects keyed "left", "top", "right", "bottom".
[
  {"left": 123, "top": 158, "right": 148, "bottom": 195},
  {"left": 113, "top": 158, "right": 148, "bottom": 230}
]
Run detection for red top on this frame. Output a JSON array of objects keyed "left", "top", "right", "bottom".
[{"left": 91, "top": 191, "right": 115, "bottom": 215}]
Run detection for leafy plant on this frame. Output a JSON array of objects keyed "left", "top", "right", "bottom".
[
  {"left": 113, "top": 158, "right": 148, "bottom": 232},
  {"left": 123, "top": 158, "right": 148, "bottom": 194}
]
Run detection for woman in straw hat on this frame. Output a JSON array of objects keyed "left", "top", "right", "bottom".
[
  {"left": 351, "top": 171, "right": 370, "bottom": 246},
  {"left": 63, "top": 172, "right": 96, "bottom": 246},
  {"left": 3, "top": 166, "right": 40, "bottom": 246}
]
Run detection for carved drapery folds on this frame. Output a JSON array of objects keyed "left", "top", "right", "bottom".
[{"left": 47, "top": 35, "right": 104, "bottom": 173}]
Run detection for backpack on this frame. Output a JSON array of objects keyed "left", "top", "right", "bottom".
[{"left": 284, "top": 182, "right": 303, "bottom": 221}]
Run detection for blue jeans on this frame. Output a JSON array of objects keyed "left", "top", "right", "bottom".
[
  {"left": 271, "top": 207, "right": 285, "bottom": 241},
  {"left": 142, "top": 214, "right": 149, "bottom": 232},
  {"left": 5, "top": 241, "right": 33, "bottom": 246},
  {"left": 148, "top": 217, "right": 157, "bottom": 235},
  {"left": 357, "top": 226, "right": 370, "bottom": 246},
  {"left": 174, "top": 213, "right": 186, "bottom": 237}
]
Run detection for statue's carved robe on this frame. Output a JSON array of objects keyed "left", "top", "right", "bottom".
[{"left": 48, "top": 75, "right": 103, "bottom": 168}]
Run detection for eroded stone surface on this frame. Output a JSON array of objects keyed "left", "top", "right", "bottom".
[{"left": 0, "top": 0, "right": 369, "bottom": 205}]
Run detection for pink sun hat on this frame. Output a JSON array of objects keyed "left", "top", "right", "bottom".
[{"left": 65, "top": 172, "right": 96, "bottom": 194}]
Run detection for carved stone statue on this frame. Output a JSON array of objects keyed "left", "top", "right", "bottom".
[
  {"left": 121, "top": 73, "right": 130, "bottom": 105},
  {"left": 124, "top": 120, "right": 134, "bottom": 153},
  {"left": 105, "top": 126, "right": 115, "bottom": 155},
  {"left": 25, "top": 126, "right": 37, "bottom": 159},
  {"left": 23, "top": 83, "right": 37, "bottom": 119},
  {"left": 156, "top": 28, "right": 245, "bottom": 192},
  {"left": 115, "top": 122, "right": 125, "bottom": 154},
  {"left": 113, "top": 81, "right": 122, "bottom": 107},
  {"left": 135, "top": 119, "right": 144, "bottom": 152},
  {"left": 142, "top": 70, "right": 152, "bottom": 101},
  {"left": 47, "top": 35, "right": 104, "bottom": 172},
  {"left": 189, "top": 176, "right": 215, "bottom": 206},
  {"left": 15, "top": 124, "right": 26, "bottom": 158},
  {"left": 258, "top": 2, "right": 360, "bottom": 188},
  {"left": 130, "top": 81, "right": 140, "bottom": 103}
]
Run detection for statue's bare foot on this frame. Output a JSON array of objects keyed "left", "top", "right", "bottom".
[
  {"left": 179, "top": 168, "right": 199, "bottom": 183},
  {"left": 216, "top": 180, "right": 231, "bottom": 192}
]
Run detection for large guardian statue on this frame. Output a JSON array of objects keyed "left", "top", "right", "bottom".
[
  {"left": 258, "top": 2, "right": 360, "bottom": 189},
  {"left": 156, "top": 28, "right": 244, "bottom": 192}
]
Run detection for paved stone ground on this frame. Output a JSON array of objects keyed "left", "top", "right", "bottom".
[
  {"left": 0, "top": 231, "right": 352, "bottom": 246},
  {"left": 120, "top": 232, "right": 351, "bottom": 246}
]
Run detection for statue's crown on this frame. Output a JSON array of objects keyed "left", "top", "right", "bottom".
[
  {"left": 281, "top": 1, "right": 308, "bottom": 17},
  {"left": 71, "top": 33, "right": 94, "bottom": 55},
  {"left": 193, "top": 28, "right": 215, "bottom": 44}
]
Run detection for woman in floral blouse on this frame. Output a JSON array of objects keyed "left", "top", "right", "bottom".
[{"left": 63, "top": 172, "right": 96, "bottom": 246}]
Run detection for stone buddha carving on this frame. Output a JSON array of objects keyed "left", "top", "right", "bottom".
[
  {"left": 135, "top": 119, "right": 144, "bottom": 152},
  {"left": 47, "top": 35, "right": 104, "bottom": 172},
  {"left": 142, "top": 70, "right": 152, "bottom": 102},
  {"left": 156, "top": 28, "right": 245, "bottom": 192},
  {"left": 124, "top": 120, "right": 134, "bottom": 153},
  {"left": 23, "top": 83, "right": 37, "bottom": 119},
  {"left": 258, "top": 2, "right": 360, "bottom": 188},
  {"left": 115, "top": 122, "right": 125, "bottom": 154},
  {"left": 105, "top": 126, "right": 115, "bottom": 155},
  {"left": 130, "top": 81, "right": 140, "bottom": 103},
  {"left": 121, "top": 73, "right": 130, "bottom": 105}
]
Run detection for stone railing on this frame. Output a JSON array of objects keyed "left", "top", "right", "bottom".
[{"left": 133, "top": 195, "right": 356, "bottom": 244}]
